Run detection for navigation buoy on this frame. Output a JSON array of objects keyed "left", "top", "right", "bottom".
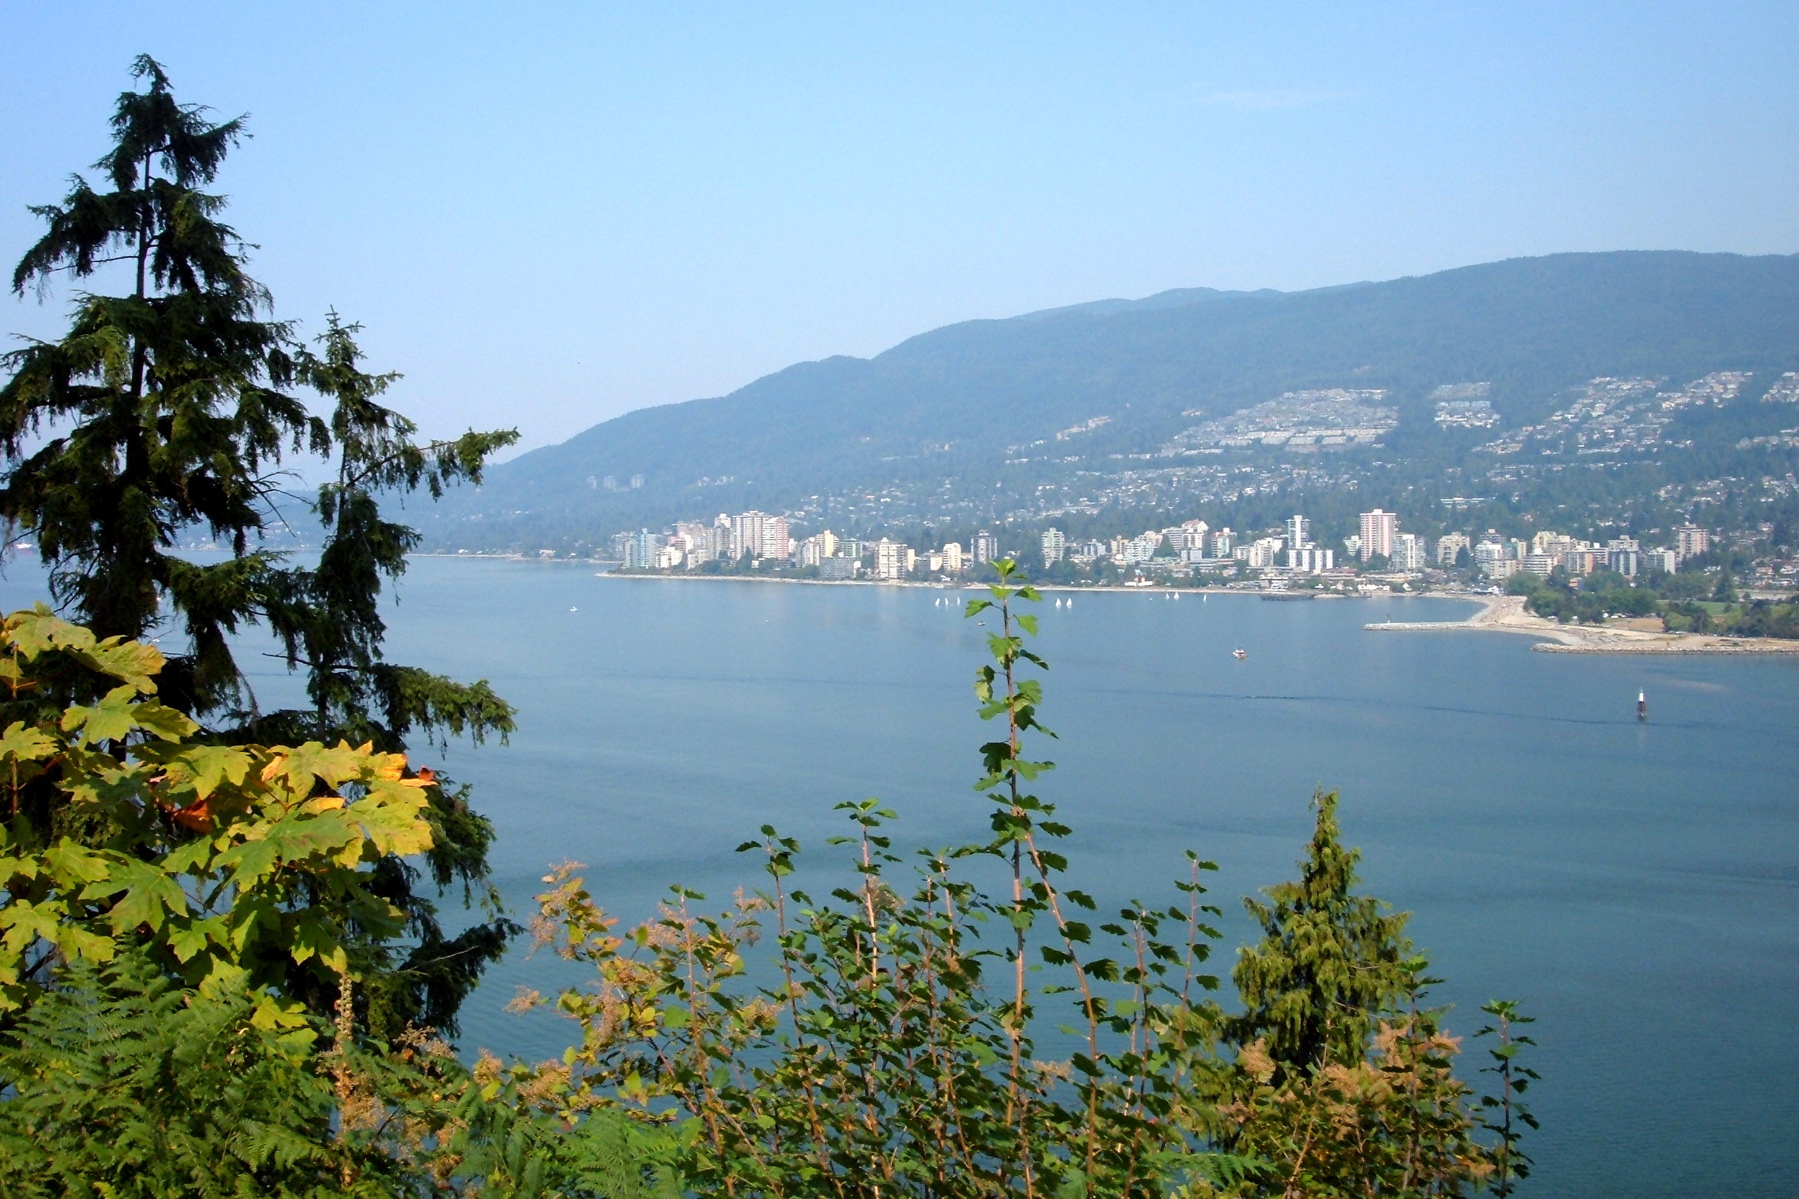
[{"left": 1637, "top": 690, "right": 1648, "bottom": 721}]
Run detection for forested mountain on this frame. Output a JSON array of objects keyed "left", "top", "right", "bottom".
[{"left": 420, "top": 251, "right": 1799, "bottom": 550}]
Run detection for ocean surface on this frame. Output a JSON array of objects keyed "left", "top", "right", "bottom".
[{"left": 4, "top": 555, "right": 1796, "bottom": 1198}]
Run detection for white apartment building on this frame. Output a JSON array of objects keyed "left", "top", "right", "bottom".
[
  {"left": 730, "top": 511, "right": 766, "bottom": 560},
  {"left": 1114, "top": 531, "right": 1162, "bottom": 565},
  {"left": 1042, "top": 528, "right": 1067, "bottom": 565},
  {"left": 673, "top": 520, "right": 710, "bottom": 559},
  {"left": 1391, "top": 532, "right": 1426, "bottom": 573},
  {"left": 1359, "top": 509, "right": 1397, "bottom": 561},
  {"left": 1559, "top": 549, "right": 1598, "bottom": 576},
  {"left": 1287, "top": 514, "right": 1312, "bottom": 550},
  {"left": 1165, "top": 520, "right": 1209, "bottom": 552},
  {"left": 972, "top": 531, "right": 999, "bottom": 566},
  {"left": 760, "top": 516, "right": 791, "bottom": 560},
  {"left": 621, "top": 529, "right": 658, "bottom": 569},
  {"left": 1210, "top": 528, "right": 1235, "bottom": 558},
  {"left": 1238, "top": 536, "right": 1285, "bottom": 569},
  {"left": 1606, "top": 538, "right": 1640, "bottom": 578},
  {"left": 1474, "top": 539, "right": 1516, "bottom": 579},
  {"left": 1522, "top": 552, "right": 1558, "bottom": 577},
  {"left": 1286, "top": 545, "right": 1335, "bottom": 573},
  {"left": 1435, "top": 532, "right": 1471, "bottom": 566},
  {"left": 1675, "top": 525, "right": 1710, "bottom": 562},
  {"left": 874, "top": 539, "right": 910, "bottom": 581},
  {"left": 942, "top": 542, "right": 965, "bottom": 573}
]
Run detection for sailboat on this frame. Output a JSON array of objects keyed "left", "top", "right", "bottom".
[{"left": 1637, "top": 691, "right": 1648, "bottom": 721}]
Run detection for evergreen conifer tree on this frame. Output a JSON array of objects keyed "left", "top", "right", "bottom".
[
  {"left": 1229, "top": 790, "right": 1413, "bottom": 1074},
  {"left": 0, "top": 55, "right": 519, "bottom": 1036}
]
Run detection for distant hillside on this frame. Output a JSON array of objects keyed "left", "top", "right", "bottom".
[{"left": 423, "top": 251, "right": 1799, "bottom": 549}]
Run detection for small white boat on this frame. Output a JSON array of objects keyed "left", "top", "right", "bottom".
[{"left": 1232, "top": 648, "right": 1247, "bottom": 660}]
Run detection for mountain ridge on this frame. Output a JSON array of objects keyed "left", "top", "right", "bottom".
[{"left": 426, "top": 250, "right": 1799, "bottom": 549}]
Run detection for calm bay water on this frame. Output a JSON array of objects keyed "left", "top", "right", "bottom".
[{"left": 4, "top": 555, "right": 1795, "bottom": 1197}]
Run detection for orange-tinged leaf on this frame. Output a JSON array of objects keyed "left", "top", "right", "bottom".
[{"left": 171, "top": 798, "right": 213, "bottom": 832}]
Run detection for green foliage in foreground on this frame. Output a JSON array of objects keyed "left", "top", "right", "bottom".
[
  {"left": 0, "top": 579, "right": 1539, "bottom": 1196},
  {"left": 504, "top": 563, "right": 1537, "bottom": 1197},
  {"left": 0, "top": 608, "right": 433, "bottom": 1022},
  {"left": 0, "top": 55, "right": 521, "bottom": 1037},
  {"left": 0, "top": 951, "right": 679, "bottom": 1198}
]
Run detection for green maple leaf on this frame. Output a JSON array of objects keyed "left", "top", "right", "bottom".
[
  {"left": 171, "top": 744, "right": 254, "bottom": 800},
  {"left": 216, "top": 838, "right": 281, "bottom": 886},
  {"left": 60, "top": 685, "right": 142, "bottom": 744},
  {"left": 103, "top": 859, "right": 188, "bottom": 932},
  {"left": 263, "top": 741, "right": 372, "bottom": 791},
  {"left": 0, "top": 721, "right": 56, "bottom": 762}
]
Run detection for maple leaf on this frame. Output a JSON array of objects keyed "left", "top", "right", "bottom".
[
  {"left": 261, "top": 740, "right": 374, "bottom": 791},
  {"left": 60, "top": 685, "right": 142, "bottom": 744},
  {"left": 0, "top": 721, "right": 56, "bottom": 762}
]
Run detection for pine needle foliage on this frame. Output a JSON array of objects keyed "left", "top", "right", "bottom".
[
  {"left": 1229, "top": 790, "right": 1413, "bottom": 1076},
  {"left": 1198, "top": 794, "right": 1542, "bottom": 1197},
  {"left": 0, "top": 56, "right": 520, "bottom": 1036}
]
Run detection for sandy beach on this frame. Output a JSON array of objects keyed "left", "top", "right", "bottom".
[{"left": 1366, "top": 594, "right": 1799, "bottom": 654}]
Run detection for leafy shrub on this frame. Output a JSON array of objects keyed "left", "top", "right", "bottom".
[{"left": 508, "top": 566, "right": 1536, "bottom": 1198}]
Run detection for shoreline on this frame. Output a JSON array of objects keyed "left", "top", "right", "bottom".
[
  {"left": 1366, "top": 594, "right": 1799, "bottom": 655},
  {"left": 419, "top": 559, "right": 1798, "bottom": 655}
]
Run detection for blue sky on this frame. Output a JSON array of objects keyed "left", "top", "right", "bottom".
[{"left": 3, "top": 3, "right": 1796, "bottom": 454}]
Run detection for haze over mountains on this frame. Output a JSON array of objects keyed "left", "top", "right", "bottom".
[{"left": 421, "top": 251, "right": 1799, "bottom": 550}]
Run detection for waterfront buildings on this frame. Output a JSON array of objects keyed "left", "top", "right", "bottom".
[
  {"left": 874, "top": 539, "right": 917, "bottom": 580},
  {"left": 608, "top": 504, "right": 1716, "bottom": 592},
  {"left": 1391, "top": 532, "right": 1427, "bottom": 573},
  {"left": 1287, "top": 546, "right": 1335, "bottom": 573},
  {"left": 1606, "top": 538, "right": 1641, "bottom": 578},
  {"left": 1359, "top": 509, "right": 1397, "bottom": 561}
]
